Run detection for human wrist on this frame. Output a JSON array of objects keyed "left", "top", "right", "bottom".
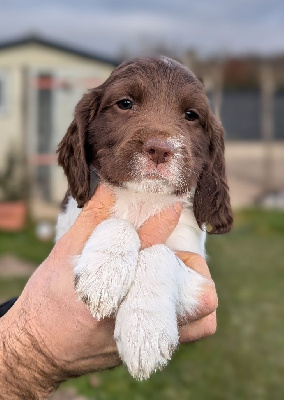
[{"left": 0, "top": 313, "right": 64, "bottom": 399}]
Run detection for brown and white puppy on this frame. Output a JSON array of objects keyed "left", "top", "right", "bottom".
[{"left": 56, "top": 56, "right": 233, "bottom": 379}]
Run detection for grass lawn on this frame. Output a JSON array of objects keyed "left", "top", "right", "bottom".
[
  {"left": 0, "top": 209, "right": 283, "bottom": 399},
  {"left": 0, "top": 222, "right": 54, "bottom": 300}
]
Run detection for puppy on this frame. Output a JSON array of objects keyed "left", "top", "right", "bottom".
[{"left": 56, "top": 56, "right": 233, "bottom": 379}]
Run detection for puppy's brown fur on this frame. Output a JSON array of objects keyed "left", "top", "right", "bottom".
[{"left": 57, "top": 57, "right": 233, "bottom": 234}]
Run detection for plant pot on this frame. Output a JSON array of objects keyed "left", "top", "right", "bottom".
[{"left": 0, "top": 201, "right": 27, "bottom": 231}]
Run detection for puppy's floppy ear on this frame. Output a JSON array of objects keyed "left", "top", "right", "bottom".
[
  {"left": 57, "top": 89, "right": 100, "bottom": 208},
  {"left": 193, "top": 113, "right": 233, "bottom": 234}
]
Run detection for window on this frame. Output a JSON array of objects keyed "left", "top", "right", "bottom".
[
  {"left": 36, "top": 73, "right": 54, "bottom": 201},
  {"left": 0, "top": 71, "right": 8, "bottom": 114}
]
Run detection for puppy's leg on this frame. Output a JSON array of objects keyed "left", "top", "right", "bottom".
[
  {"left": 115, "top": 244, "right": 179, "bottom": 380},
  {"left": 74, "top": 218, "right": 140, "bottom": 319},
  {"left": 175, "top": 256, "right": 209, "bottom": 323}
]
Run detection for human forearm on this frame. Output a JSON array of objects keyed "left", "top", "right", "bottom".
[
  {"left": 0, "top": 312, "right": 63, "bottom": 400},
  {"left": 0, "top": 280, "right": 120, "bottom": 400}
]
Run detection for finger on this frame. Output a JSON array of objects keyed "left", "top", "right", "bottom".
[
  {"left": 178, "top": 281, "right": 218, "bottom": 324},
  {"left": 179, "top": 311, "right": 217, "bottom": 343},
  {"left": 53, "top": 184, "right": 115, "bottom": 255},
  {"left": 175, "top": 251, "right": 212, "bottom": 279},
  {"left": 138, "top": 202, "right": 182, "bottom": 249},
  {"left": 81, "top": 184, "right": 115, "bottom": 214},
  {"left": 175, "top": 251, "right": 218, "bottom": 321}
]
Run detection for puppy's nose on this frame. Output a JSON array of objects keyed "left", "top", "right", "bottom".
[{"left": 143, "top": 138, "right": 174, "bottom": 165}]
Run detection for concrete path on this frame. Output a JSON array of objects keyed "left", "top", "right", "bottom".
[{"left": 0, "top": 254, "right": 36, "bottom": 277}]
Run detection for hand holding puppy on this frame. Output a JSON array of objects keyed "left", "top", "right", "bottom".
[{"left": 0, "top": 185, "right": 217, "bottom": 399}]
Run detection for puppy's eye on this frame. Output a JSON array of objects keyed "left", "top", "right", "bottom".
[
  {"left": 117, "top": 99, "right": 133, "bottom": 110},
  {"left": 185, "top": 110, "right": 199, "bottom": 121}
]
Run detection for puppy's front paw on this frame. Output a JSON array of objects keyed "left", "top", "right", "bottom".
[
  {"left": 74, "top": 218, "right": 140, "bottom": 319},
  {"left": 115, "top": 304, "right": 178, "bottom": 380},
  {"left": 175, "top": 257, "right": 209, "bottom": 323},
  {"left": 115, "top": 245, "right": 179, "bottom": 380}
]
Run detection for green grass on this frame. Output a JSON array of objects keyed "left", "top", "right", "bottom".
[
  {"left": 0, "top": 277, "right": 30, "bottom": 300},
  {"left": 0, "top": 222, "right": 54, "bottom": 300},
  {"left": 0, "top": 221, "right": 54, "bottom": 265},
  {"left": 1, "top": 209, "right": 284, "bottom": 399}
]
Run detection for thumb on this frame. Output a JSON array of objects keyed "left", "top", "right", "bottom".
[
  {"left": 56, "top": 184, "right": 115, "bottom": 255},
  {"left": 138, "top": 202, "right": 182, "bottom": 249}
]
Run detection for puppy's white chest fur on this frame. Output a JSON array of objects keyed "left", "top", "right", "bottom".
[
  {"left": 56, "top": 186, "right": 206, "bottom": 257},
  {"left": 112, "top": 187, "right": 206, "bottom": 256}
]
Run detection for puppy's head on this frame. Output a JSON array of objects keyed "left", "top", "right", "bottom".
[{"left": 57, "top": 56, "right": 233, "bottom": 234}]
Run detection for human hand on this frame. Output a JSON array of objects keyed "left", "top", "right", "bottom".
[
  {"left": 0, "top": 185, "right": 217, "bottom": 399},
  {"left": 0, "top": 185, "right": 118, "bottom": 399},
  {"left": 138, "top": 214, "right": 218, "bottom": 343},
  {"left": 176, "top": 251, "right": 218, "bottom": 343},
  {"left": 138, "top": 213, "right": 218, "bottom": 344}
]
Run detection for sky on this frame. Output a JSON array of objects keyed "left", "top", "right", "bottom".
[{"left": 0, "top": 0, "right": 283, "bottom": 60}]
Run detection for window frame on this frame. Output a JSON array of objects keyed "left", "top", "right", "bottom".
[{"left": 0, "top": 70, "right": 8, "bottom": 114}]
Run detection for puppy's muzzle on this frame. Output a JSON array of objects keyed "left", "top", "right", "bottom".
[{"left": 142, "top": 138, "right": 174, "bottom": 165}]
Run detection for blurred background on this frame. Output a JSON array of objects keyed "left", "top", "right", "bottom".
[{"left": 0, "top": 1, "right": 283, "bottom": 399}]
